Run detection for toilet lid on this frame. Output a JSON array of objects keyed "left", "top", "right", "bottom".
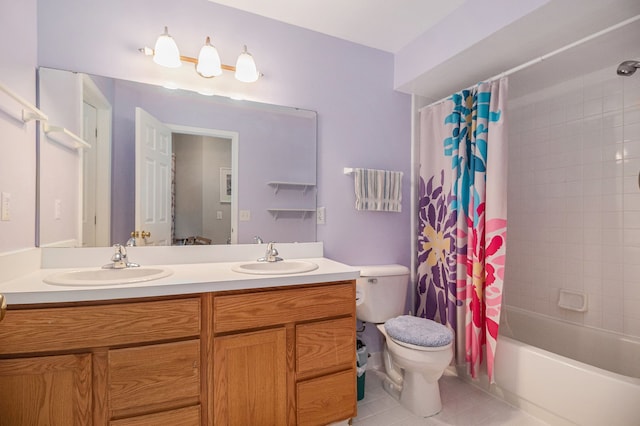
[{"left": 384, "top": 315, "right": 453, "bottom": 348}]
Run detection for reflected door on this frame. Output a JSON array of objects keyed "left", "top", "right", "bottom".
[
  {"left": 82, "top": 102, "right": 98, "bottom": 247},
  {"left": 134, "top": 108, "right": 172, "bottom": 246}
]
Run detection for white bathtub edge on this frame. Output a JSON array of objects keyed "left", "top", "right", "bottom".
[
  {"left": 487, "top": 376, "right": 573, "bottom": 426},
  {"left": 450, "top": 364, "right": 569, "bottom": 426},
  {"left": 493, "top": 335, "right": 640, "bottom": 426}
]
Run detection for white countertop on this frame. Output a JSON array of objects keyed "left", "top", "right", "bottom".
[
  {"left": 0, "top": 243, "right": 361, "bottom": 305},
  {"left": 0, "top": 257, "right": 360, "bottom": 305}
]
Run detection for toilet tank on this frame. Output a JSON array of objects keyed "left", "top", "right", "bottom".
[{"left": 355, "top": 264, "right": 410, "bottom": 323}]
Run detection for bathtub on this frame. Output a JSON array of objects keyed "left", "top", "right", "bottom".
[{"left": 492, "top": 306, "right": 640, "bottom": 425}]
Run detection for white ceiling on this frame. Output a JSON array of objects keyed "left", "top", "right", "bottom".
[
  {"left": 207, "top": 0, "right": 640, "bottom": 99},
  {"left": 208, "top": 0, "right": 466, "bottom": 53}
]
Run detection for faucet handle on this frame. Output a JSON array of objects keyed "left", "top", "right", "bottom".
[
  {"left": 111, "top": 244, "right": 123, "bottom": 261},
  {"left": 265, "top": 242, "right": 282, "bottom": 262}
]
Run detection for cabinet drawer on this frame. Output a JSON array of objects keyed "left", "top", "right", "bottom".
[
  {"left": 108, "top": 340, "right": 200, "bottom": 417},
  {"left": 297, "top": 370, "right": 357, "bottom": 426},
  {"left": 213, "top": 282, "right": 354, "bottom": 333},
  {"left": 109, "top": 405, "right": 200, "bottom": 426},
  {"left": 296, "top": 317, "right": 355, "bottom": 375},
  {"left": 0, "top": 297, "right": 201, "bottom": 355}
]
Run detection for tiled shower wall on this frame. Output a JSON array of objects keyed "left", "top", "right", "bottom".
[{"left": 505, "top": 61, "right": 640, "bottom": 338}]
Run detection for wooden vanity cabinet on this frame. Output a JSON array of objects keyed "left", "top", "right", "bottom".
[
  {"left": 0, "top": 280, "right": 357, "bottom": 426},
  {"left": 0, "top": 296, "right": 203, "bottom": 426},
  {"left": 212, "top": 281, "right": 357, "bottom": 426}
]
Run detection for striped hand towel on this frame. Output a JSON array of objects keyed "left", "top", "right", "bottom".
[{"left": 353, "top": 168, "right": 403, "bottom": 212}]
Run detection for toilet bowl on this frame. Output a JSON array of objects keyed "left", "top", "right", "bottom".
[
  {"left": 355, "top": 265, "right": 453, "bottom": 417},
  {"left": 377, "top": 322, "right": 453, "bottom": 417}
]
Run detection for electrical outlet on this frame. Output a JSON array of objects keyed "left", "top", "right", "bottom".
[
  {"left": 239, "top": 210, "right": 251, "bottom": 221},
  {"left": 316, "top": 206, "right": 326, "bottom": 224},
  {"left": 216, "top": 211, "right": 223, "bottom": 220},
  {"left": 1, "top": 192, "right": 10, "bottom": 221}
]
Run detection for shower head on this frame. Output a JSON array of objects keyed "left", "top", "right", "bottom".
[{"left": 617, "top": 60, "right": 640, "bottom": 76}]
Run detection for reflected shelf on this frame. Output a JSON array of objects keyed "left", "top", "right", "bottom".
[
  {"left": 267, "top": 181, "right": 316, "bottom": 195},
  {"left": 267, "top": 208, "right": 316, "bottom": 220},
  {"left": 43, "top": 124, "right": 91, "bottom": 150}
]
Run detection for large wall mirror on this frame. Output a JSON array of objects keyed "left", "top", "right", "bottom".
[{"left": 37, "top": 67, "right": 317, "bottom": 247}]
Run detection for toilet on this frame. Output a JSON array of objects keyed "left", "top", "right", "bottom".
[{"left": 355, "top": 265, "right": 453, "bottom": 417}]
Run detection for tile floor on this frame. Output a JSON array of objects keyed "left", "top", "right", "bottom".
[{"left": 352, "top": 369, "right": 549, "bottom": 426}]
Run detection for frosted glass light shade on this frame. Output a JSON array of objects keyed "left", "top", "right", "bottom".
[
  {"left": 235, "top": 45, "right": 259, "bottom": 83},
  {"left": 153, "top": 26, "right": 181, "bottom": 68},
  {"left": 196, "top": 37, "right": 222, "bottom": 77}
]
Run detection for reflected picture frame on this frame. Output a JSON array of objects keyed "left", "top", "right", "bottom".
[{"left": 220, "top": 167, "right": 232, "bottom": 203}]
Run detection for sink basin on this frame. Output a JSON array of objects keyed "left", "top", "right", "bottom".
[
  {"left": 44, "top": 267, "right": 173, "bottom": 286},
  {"left": 232, "top": 260, "right": 318, "bottom": 275}
]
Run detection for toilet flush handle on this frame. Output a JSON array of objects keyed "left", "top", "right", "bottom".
[{"left": 368, "top": 278, "right": 378, "bottom": 284}]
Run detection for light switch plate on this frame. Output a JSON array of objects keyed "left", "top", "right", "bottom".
[
  {"left": 316, "top": 206, "right": 326, "bottom": 224},
  {"left": 54, "top": 199, "right": 62, "bottom": 220},
  {"left": 1, "top": 192, "right": 10, "bottom": 221}
]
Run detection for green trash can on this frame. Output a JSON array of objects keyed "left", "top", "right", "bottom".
[{"left": 356, "top": 340, "right": 368, "bottom": 401}]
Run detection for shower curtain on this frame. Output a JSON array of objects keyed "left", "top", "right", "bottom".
[{"left": 416, "top": 78, "right": 508, "bottom": 382}]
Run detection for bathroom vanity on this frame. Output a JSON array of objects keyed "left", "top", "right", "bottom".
[{"left": 0, "top": 245, "right": 359, "bottom": 426}]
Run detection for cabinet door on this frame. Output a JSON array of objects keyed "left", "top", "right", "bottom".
[
  {"left": 0, "top": 353, "right": 92, "bottom": 426},
  {"left": 213, "top": 328, "right": 287, "bottom": 425}
]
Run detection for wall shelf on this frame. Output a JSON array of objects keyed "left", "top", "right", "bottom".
[
  {"left": 267, "top": 181, "right": 315, "bottom": 195},
  {"left": 267, "top": 208, "right": 316, "bottom": 220},
  {"left": 44, "top": 124, "right": 91, "bottom": 150},
  {"left": 0, "top": 81, "right": 48, "bottom": 123}
]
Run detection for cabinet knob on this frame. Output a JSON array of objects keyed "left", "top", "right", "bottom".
[{"left": 0, "top": 294, "right": 6, "bottom": 322}]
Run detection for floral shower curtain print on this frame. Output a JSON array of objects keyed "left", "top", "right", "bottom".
[{"left": 416, "top": 78, "right": 508, "bottom": 382}]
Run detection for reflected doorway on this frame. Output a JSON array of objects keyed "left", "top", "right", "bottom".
[
  {"left": 81, "top": 75, "right": 112, "bottom": 247},
  {"left": 134, "top": 109, "right": 238, "bottom": 246},
  {"left": 172, "top": 133, "right": 233, "bottom": 245}
]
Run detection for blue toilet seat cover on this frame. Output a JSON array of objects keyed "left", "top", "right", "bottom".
[{"left": 384, "top": 315, "right": 453, "bottom": 347}]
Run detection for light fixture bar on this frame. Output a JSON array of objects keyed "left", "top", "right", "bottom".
[
  {"left": 139, "top": 47, "right": 238, "bottom": 72},
  {"left": 179, "top": 54, "right": 237, "bottom": 72}
]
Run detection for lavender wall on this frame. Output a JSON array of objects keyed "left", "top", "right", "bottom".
[
  {"left": 37, "top": 0, "right": 412, "bottom": 266},
  {"left": 0, "top": 0, "right": 37, "bottom": 253}
]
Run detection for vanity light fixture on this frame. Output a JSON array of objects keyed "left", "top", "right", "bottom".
[
  {"left": 196, "top": 36, "right": 222, "bottom": 77},
  {"left": 235, "top": 45, "right": 259, "bottom": 83},
  {"left": 152, "top": 26, "right": 181, "bottom": 68},
  {"left": 141, "top": 26, "right": 261, "bottom": 83}
]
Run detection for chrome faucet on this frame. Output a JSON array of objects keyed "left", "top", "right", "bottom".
[
  {"left": 103, "top": 244, "right": 140, "bottom": 269},
  {"left": 257, "top": 242, "right": 283, "bottom": 263},
  {"left": 254, "top": 235, "right": 263, "bottom": 244}
]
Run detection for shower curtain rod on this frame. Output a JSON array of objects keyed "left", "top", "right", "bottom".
[{"left": 418, "top": 14, "right": 640, "bottom": 112}]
